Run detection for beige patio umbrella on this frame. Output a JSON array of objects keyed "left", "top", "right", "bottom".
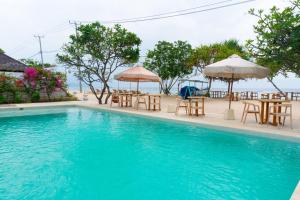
[
  {"left": 203, "top": 54, "right": 269, "bottom": 118},
  {"left": 114, "top": 65, "right": 161, "bottom": 92}
]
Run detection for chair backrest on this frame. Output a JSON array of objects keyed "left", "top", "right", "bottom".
[{"left": 270, "top": 103, "right": 292, "bottom": 110}]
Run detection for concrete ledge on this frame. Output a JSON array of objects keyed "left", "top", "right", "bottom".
[{"left": 291, "top": 181, "right": 300, "bottom": 200}]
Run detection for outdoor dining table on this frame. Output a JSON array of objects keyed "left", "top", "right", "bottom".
[
  {"left": 258, "top": 99, "right": 290, "bottom": 126},
  {"left": 187, "top": 96, "right": 205, "bottom": 116},
  {"left": 119, "top": 93, "right": 133, "bottom": 107},
  {"left": 146, "top": 94, "right": 161, "bottom": 111}
]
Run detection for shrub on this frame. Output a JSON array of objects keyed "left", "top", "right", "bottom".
[{"left": 0, "top": 68, "right": 69, "bottom": 104}]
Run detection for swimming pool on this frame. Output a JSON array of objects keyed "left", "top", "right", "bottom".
[{"left": 0, "top": 106, "right": 299, "bottom": 199}]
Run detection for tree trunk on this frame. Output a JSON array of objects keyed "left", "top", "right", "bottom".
[
  {"left": 207, "top": 78, "right": 212, "bottom": 93},
  {"left": 89, "top": 84, "right": 103, "bottom": 104},
  {"left": 104, "top": 84, "right": 111, "bottom": 104},
  {"left": 267, "top": 77, "right": 284, "bottom": 94},
  {"left": 60, "top": 87, "right": 69, "bottom": 97},
  {"left": 162, "top": 85, "right": 171, "bottom": 95},
  {"left": 159, "top": 83, "right": 163, "bottom": 94},
  {"left": 97, "top": 86, "right": 106, "bottom": 104}
]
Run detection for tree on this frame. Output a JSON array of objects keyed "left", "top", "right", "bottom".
[
  {"left": 188, "top": 39, "right": 247, "bottom": 92},
  {"left": 246, "top": 0, "right": 300, "bottom": 93},
  {"left": 144, "top": 40, "right": 193, "bottom": 95},
  {"left": 57, "top": 22, "right": 141, "bottom": 104},
  {"left": 37, "top": 69, "right": 67, "bottom": 101},
  {"left": 0, "top": 48, "right": 4, "bottom": 54},
  {"left": 20, "top": 58, "right": 54, "bottom": 68}
]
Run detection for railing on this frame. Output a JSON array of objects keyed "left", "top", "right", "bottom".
[
  {"left": 209, "top": 91, "right": 227, "bottom": 98},
  {"left": 209, "top": 91, "right": 300, "bottom": 101},
  {"left": 286, "top": 92, "right": 300, "bottom": 101}
]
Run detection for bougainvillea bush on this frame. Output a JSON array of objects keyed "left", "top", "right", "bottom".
[
  {"left": 0, "top": 73, "right": 23, "bottom": 103},
  {"left": 0, "top": 67, "right": 70, "bottom": 104}
]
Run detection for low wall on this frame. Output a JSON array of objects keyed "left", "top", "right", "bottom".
[{"left": 0, "top": 89, "right": 68, "bottom": 103}]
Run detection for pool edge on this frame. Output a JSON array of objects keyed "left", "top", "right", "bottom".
[{"left": 78, "top": 104, "right": 300, "bottom": 143}]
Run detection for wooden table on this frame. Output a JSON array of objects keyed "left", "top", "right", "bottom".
[
  {"left": 258, "top": 99, "right": 289, "bottom": 125},
  {"left": 119, "top": 93, "right": 133, "bottom": 107},
  {"left": 187, "top": 96, "right": 205, "bottom": 116},
  {"left": 147, "top": 94, "right": 161, "bottom": 111}
]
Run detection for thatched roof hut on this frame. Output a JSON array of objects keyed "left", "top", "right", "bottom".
[{"left": 0, "top": 53, "right": 28, "bottom": 72}]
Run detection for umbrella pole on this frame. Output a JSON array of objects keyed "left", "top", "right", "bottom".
[
  {"left": 229, "top": 75, "right": 234, "bottom": 109},
  {"left": 137, "top": 81, "right": 139, "bottom": 93}
]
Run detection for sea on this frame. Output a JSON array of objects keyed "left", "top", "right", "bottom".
[{"left": 57, "top": 66, "right": 300, "bottom": 94}]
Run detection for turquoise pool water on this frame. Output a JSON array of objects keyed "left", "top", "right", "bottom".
[{"left": 0, "top": 107, "right": 299, "bottom": 199}]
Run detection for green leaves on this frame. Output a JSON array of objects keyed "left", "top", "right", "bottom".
[
  {"left": 57, "top": 22, "right": 141, "bottom": 104},
  {"left": 246, "top": 0, "right": 300, "bottom": 77},
  {"left": 189, "top": 39, "right": 247, "bottom": 72},
  {"left": 144, "top": 40, "right": 192, "bottom": 94},
  {"left": 19, "top": 59, "right": 53, "bottom": 68}
]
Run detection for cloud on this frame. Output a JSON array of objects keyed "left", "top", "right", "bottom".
[{"left": 1, "top": 0, "right": 298, "bottom": 90}]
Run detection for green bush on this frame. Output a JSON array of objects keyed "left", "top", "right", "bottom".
[
  {"left": 14, "top": 93, "right": 22, "bottom": 103},
  {"left": 0, "top": 95, "right": 6, "bottom": 104},
  {"left": 31, "top": 91, "right": 40, "bottom": 102}
]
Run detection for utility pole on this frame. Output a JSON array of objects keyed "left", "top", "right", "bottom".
[
  {"left": 69, "top": 20, "right": 83, "bottom": 93},
  {"left": 34, "top": 35, "right": 44, "bottom": 67}
]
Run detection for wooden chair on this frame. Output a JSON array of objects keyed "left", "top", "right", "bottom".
[
  {"left": 135, "top": 94, "right": 147, "bottom": 110},
  {"left": 110, "top": 90, "right": 120, "bottom": 107},
  {"left": 268, "top": 104, "right": 293, "bottom": 129},
  {"left": 175, "top": 96, "right": 189, "bottom": 115},
  {"left": 121, "top": 94, "right": 132, "bottom": 107},
  {"left": 241, "top": 101, "right": 261, "bottom": 124},
  {"left": 148, "top": 95, "right": 161, "bottom": 111},
  {"left": 189, "top": 99, "right": 204, "bottom": 116}
]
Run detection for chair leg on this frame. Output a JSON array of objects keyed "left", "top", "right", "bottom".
[
  {"left": 257, "top": 107, "right": 261, "bottom": 124},
  {"left": 277, "top": 116, "right": 281, "bottom": 129},
  {"left": 243, "top": 104, "right": 249, "bottom": 124},
  {"left": 254, "top": 105, "right": 258, "bottom": 123},
  {"left": 290, "top": 107, "right": 293, "bottom": 129},
  {"left": 241, "top": 103, "right": 246, "bottom": 122},
  {"left": 175, "top": 104, "right": 179, "bottom": 115}
]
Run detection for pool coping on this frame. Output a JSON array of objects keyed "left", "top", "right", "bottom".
[
  {"left": 78, "top": 104, "right": 300, "bottom": 143},
  {"left": 291, "top": 181, "right": 300, "bottom": 200},
  {"left": 1, "top": 102, "right": 300, "bottom": 143}
]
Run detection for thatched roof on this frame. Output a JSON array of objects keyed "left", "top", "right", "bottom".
[
  {"left": 0, "top": 53, "right": 28, "bottom": 72},
  {"left": 203, "top": 54, "right": 269, "bottom": 79},
  {"left": 114, "top": 65, "right": 161, "bottom": 82}
]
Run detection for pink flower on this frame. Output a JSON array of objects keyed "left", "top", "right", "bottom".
[
  {"left": 30, "top": 80, "right": 36, "bottom": 89},
  {"left": 55, "top": 78, "right": 63, "bottom": 88},
  {"left": 24, "top": 67, "right": 38, "bottom": 80}
]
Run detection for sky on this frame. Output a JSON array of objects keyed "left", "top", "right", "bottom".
[{"left": 0, "top": 0, "right": 299, "bottom": 91}]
